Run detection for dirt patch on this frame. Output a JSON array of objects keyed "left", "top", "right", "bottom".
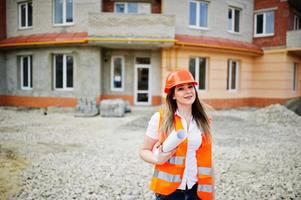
[
  {"left": 34, "top": 142, "right": 82, "bottom": 154},
  {"left": 0, "top": 144, "right": 30, "bottom": 200},
  {"left": 0, "top": 126, "right": 23, "bottom": 133}
]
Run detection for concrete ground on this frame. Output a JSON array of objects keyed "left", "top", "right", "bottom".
[{"left": 0, "top": 105, "right": 300, "bottom": 200}]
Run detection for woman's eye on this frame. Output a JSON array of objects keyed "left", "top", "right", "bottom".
[
  {"left": 177, "top": 87, "right": 184, "bottom": 91},
  {"left": 188, "top": 85, "right": 193, "bottom": 89}
]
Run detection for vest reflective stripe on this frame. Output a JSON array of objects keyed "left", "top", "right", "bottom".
[
  {"left": 198, "top": 167, "right": 212, "bottom": 175},
  {"left": 198, "top": 184, "right": 213, "bottom": 193},
  {"left": 168, "top": 156, "right": 185, "bottom": 165},
  {"left": 153, "top": 170, "right": 182, "bottom": 183}
]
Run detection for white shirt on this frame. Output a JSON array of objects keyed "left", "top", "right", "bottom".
[{"left": 146, "top": 111, "right": 203, "bottom": 190}]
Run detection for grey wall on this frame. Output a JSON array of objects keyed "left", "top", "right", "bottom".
[
  {"left": 101, "top": 49, "right": 161, "bottom": 96},
  {"left": 6, "top": 0, "right": 101, "bottom": 37},
  {"left": 163, "top": 0, "right": 254, "bottom": 43},
  {"left": 150, "top": 50, "right": 161, "bottom": 96},
  {"left": 89, "top": 13, "right": 175, "bottom": 39},
  {"left": 0, "top": 53, "right": 6, "bottom": 94},
  {"left": 5, "top": 46, "right": 101, "bottom": 98}
]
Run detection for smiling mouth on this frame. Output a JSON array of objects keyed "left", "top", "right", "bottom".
[{"left": 184, "top": 95, "right": 193, "bottom": 99}]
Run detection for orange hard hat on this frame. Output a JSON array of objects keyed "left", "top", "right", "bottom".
[{"left": 164, "top": 69, "right": 198, "bottom": 93}]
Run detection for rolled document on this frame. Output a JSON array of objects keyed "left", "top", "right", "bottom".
[
  {"left": 162, "top": 129, "right": 187, "bottom": 152},
  {"left": 152, "top": 129, "right": 187, "bottom": 157}
]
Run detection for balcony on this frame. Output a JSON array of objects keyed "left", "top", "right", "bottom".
[
  {"left": 287, "top": 30, "right": 301, "bottom": 48},
  {"left": 287, "top": 30, "right": 301, "bottom": 56},
  {"left": 88, "top": 13, "right": 175, "bottom": 49}
]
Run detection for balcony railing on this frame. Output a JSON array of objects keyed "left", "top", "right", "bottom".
[
  {"left": 287, "top": 30, "right": 301, "bottom": 48},
  {"left": 88, "top": 13, "right": 175, "bottom": 39}
]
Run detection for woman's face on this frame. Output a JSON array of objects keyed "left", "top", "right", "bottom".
[{"left": 173, "top": 83, "right": 196, "bottom": 106}]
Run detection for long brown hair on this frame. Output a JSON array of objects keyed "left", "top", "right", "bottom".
[{"left": 161, "top": 86, "right": 211, "bottom": 140}]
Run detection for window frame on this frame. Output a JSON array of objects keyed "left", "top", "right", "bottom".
[
  {"left": 254, "top": 10, "right": 275, "bottom": 37},
  {"left": 111, "top": 56, "right": 125, "bottom": 92},
  {"left": 189, "top": 0, "right": 209, "bottom": 30},
  {"left": 18, "top": 1, "right": 32, "bottom": 29},
  {"left": 228, "top": 7, "right": 241, "bottom": 34},
  {"left": 292, "top": 63, "right": 298, "bottom": 92},
  {"left": 114, "top": 2, "right": 150, "bottom": 14},
  {"left": 20, "top": 55, "right": 33, "bottom": 90},
  {"left": 114, "top": 2, "right": 127, "bottom": 13},
  {"left": 53, "top": 54, "right": 74, "bottom": 91},
  {"left": 189, "top": 57, "right": 208, "bottom": 91},
  {"left": 53, "top": 0, "right": 74, "bottom": 26},
  {"left": 227, "top": 60, "right": 239, "bottom": 92},
  {"left": 293, "top": 15, "right": 300, "bottom": 30}
]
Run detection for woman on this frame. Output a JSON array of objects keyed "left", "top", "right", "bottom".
[{"left": 139, "top": 69, "right": 214, "bottom": 200}]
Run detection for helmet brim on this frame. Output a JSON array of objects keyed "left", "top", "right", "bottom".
[{"left": 164, "top": 81, "right": 198, "bottom": 93}]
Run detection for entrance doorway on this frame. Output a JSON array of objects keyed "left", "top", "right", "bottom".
[{"left": 134, "top": 57, "right": 151, "bottom": 105}]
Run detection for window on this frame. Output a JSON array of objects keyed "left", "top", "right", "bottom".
[
  {"left": 19, "top": 2, "right": 32, "bottom": 29},
  {"left": 189, "top": 57, "right": 208, "bottom": 90},
  {"left": 54, "top": 0, "right": 73, "bottom": 25},
  {"left": 53, "top": 54, "right": 73, "bottom": 90},
  {"left": 189, "top": 0, "right": 208, "bottom": 29},
  {"left": 228, "top": 7, "right": 240, "bottom": 33},
  {"left": 20, "top": 55, "right": 33, "bottom": 90},
  {"left": 294, "top": 15, "right": 300, "bottom": 30},
  {"left": 227, "top": 60, "right": 238, "bottom": 91},
  {"left": 114, "top": 2, "right": 151, "bottom": 14},
  {"left": 254, "top": 11, "right": 274, "bottom": 37},
  {"left": 292, "top": 63, "right": 298, "bottom": 91},
  {"left": 111, "top": 56, "right": 124, "bottom": 91},
  {"left": 136, "top": 57, "right": 151, "bottom": 65}
]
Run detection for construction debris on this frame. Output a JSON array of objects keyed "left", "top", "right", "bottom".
[
  {"left": 0, "top": 105, "right": 300, "bottom": 200},
  {"left": 75, "top": 97, "right": 99, "bottom": 117},
  {"left": 99, "top": 99, "right": 131, "bottom": 117},
  {"left": 250, "top": 104, "right": 301, "bottom": 126},
  {"left": 285, "top": 97, "right": 301, "bottom": 116}
]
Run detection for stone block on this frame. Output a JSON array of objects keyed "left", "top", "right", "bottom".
[
  {"left": 124, "top": 100, "right": 131, "bottom": 113},
  {"left": 75, "top": 97, "right": 99, "bottom": 117},
  {"left": 99, "top": 99, "right": 126, "bottom": 117}
]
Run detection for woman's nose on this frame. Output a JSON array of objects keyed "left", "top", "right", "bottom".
[{"left": 184, "top": 88, "right": 193, "bottom": 93}]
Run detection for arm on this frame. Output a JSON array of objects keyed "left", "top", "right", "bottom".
[
  {"left": 139, "top": 112, "right": 175, "bottom": 165},
  {"left": 139, "top": 135, "right": 158, "bottom": 164},
  {"left": 139, "top": 135, "right": 176, "bottom": 165}
]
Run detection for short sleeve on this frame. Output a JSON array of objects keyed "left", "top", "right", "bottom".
[{"left": 145, "top": 112, "right": 160, "bottom": 140}]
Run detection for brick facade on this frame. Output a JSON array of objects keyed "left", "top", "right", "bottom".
[
  {"left": 253, "top": 0, "right": 289, "bottom": 47},
  {"left": 102, "top": 0, "right": 161, "bottom": 13},
  {"left": 0, "top": 0, "right": 6, "bottom": 39}
]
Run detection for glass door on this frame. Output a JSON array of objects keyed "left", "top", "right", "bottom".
[{"left": 135, "top": 64, "right": 151, "bottom": 105}]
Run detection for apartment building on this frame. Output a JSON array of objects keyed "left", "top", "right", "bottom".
[
  {"left": 0, "top": 0, "right": 170, "bottom": 107},
  {"left": 0, "top": 0, "right": 300, "bottom": 108},
  {"left": 252, "top": 0, "right": 301, "bottom": 106}
]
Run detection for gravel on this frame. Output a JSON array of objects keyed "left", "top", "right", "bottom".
[{"left": 0, "top": 104, "right": 300, "bottom": 200}]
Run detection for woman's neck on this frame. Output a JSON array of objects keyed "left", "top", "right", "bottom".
[{"left": 177, "top": 104, "right": 192, "bottom": 119}]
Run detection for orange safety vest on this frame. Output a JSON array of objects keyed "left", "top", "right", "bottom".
[{"left": 150, "top": 111, "right": 214, "bottom": 200}]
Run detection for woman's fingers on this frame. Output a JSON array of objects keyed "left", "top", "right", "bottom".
[
  {"left": 154, "top": 141, "right": 161, "bottom": 149},
  {"left": 156, "top": 148, "right": 176, "bottom": 165}
]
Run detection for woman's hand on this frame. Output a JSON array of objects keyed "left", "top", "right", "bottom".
[
  {"left": 139, "top": 136, "right": 175, "bottom": 165},
  {"left": 153, "top": 142, "right": 176, "bottom": 165}
]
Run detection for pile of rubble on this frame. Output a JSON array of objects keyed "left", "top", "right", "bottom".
[
  {"left": 250, "top": 104, "right": 301, "bottom": 127},
  {"left": 284, "top": 97, "right": 301, "bottom": 116}
]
